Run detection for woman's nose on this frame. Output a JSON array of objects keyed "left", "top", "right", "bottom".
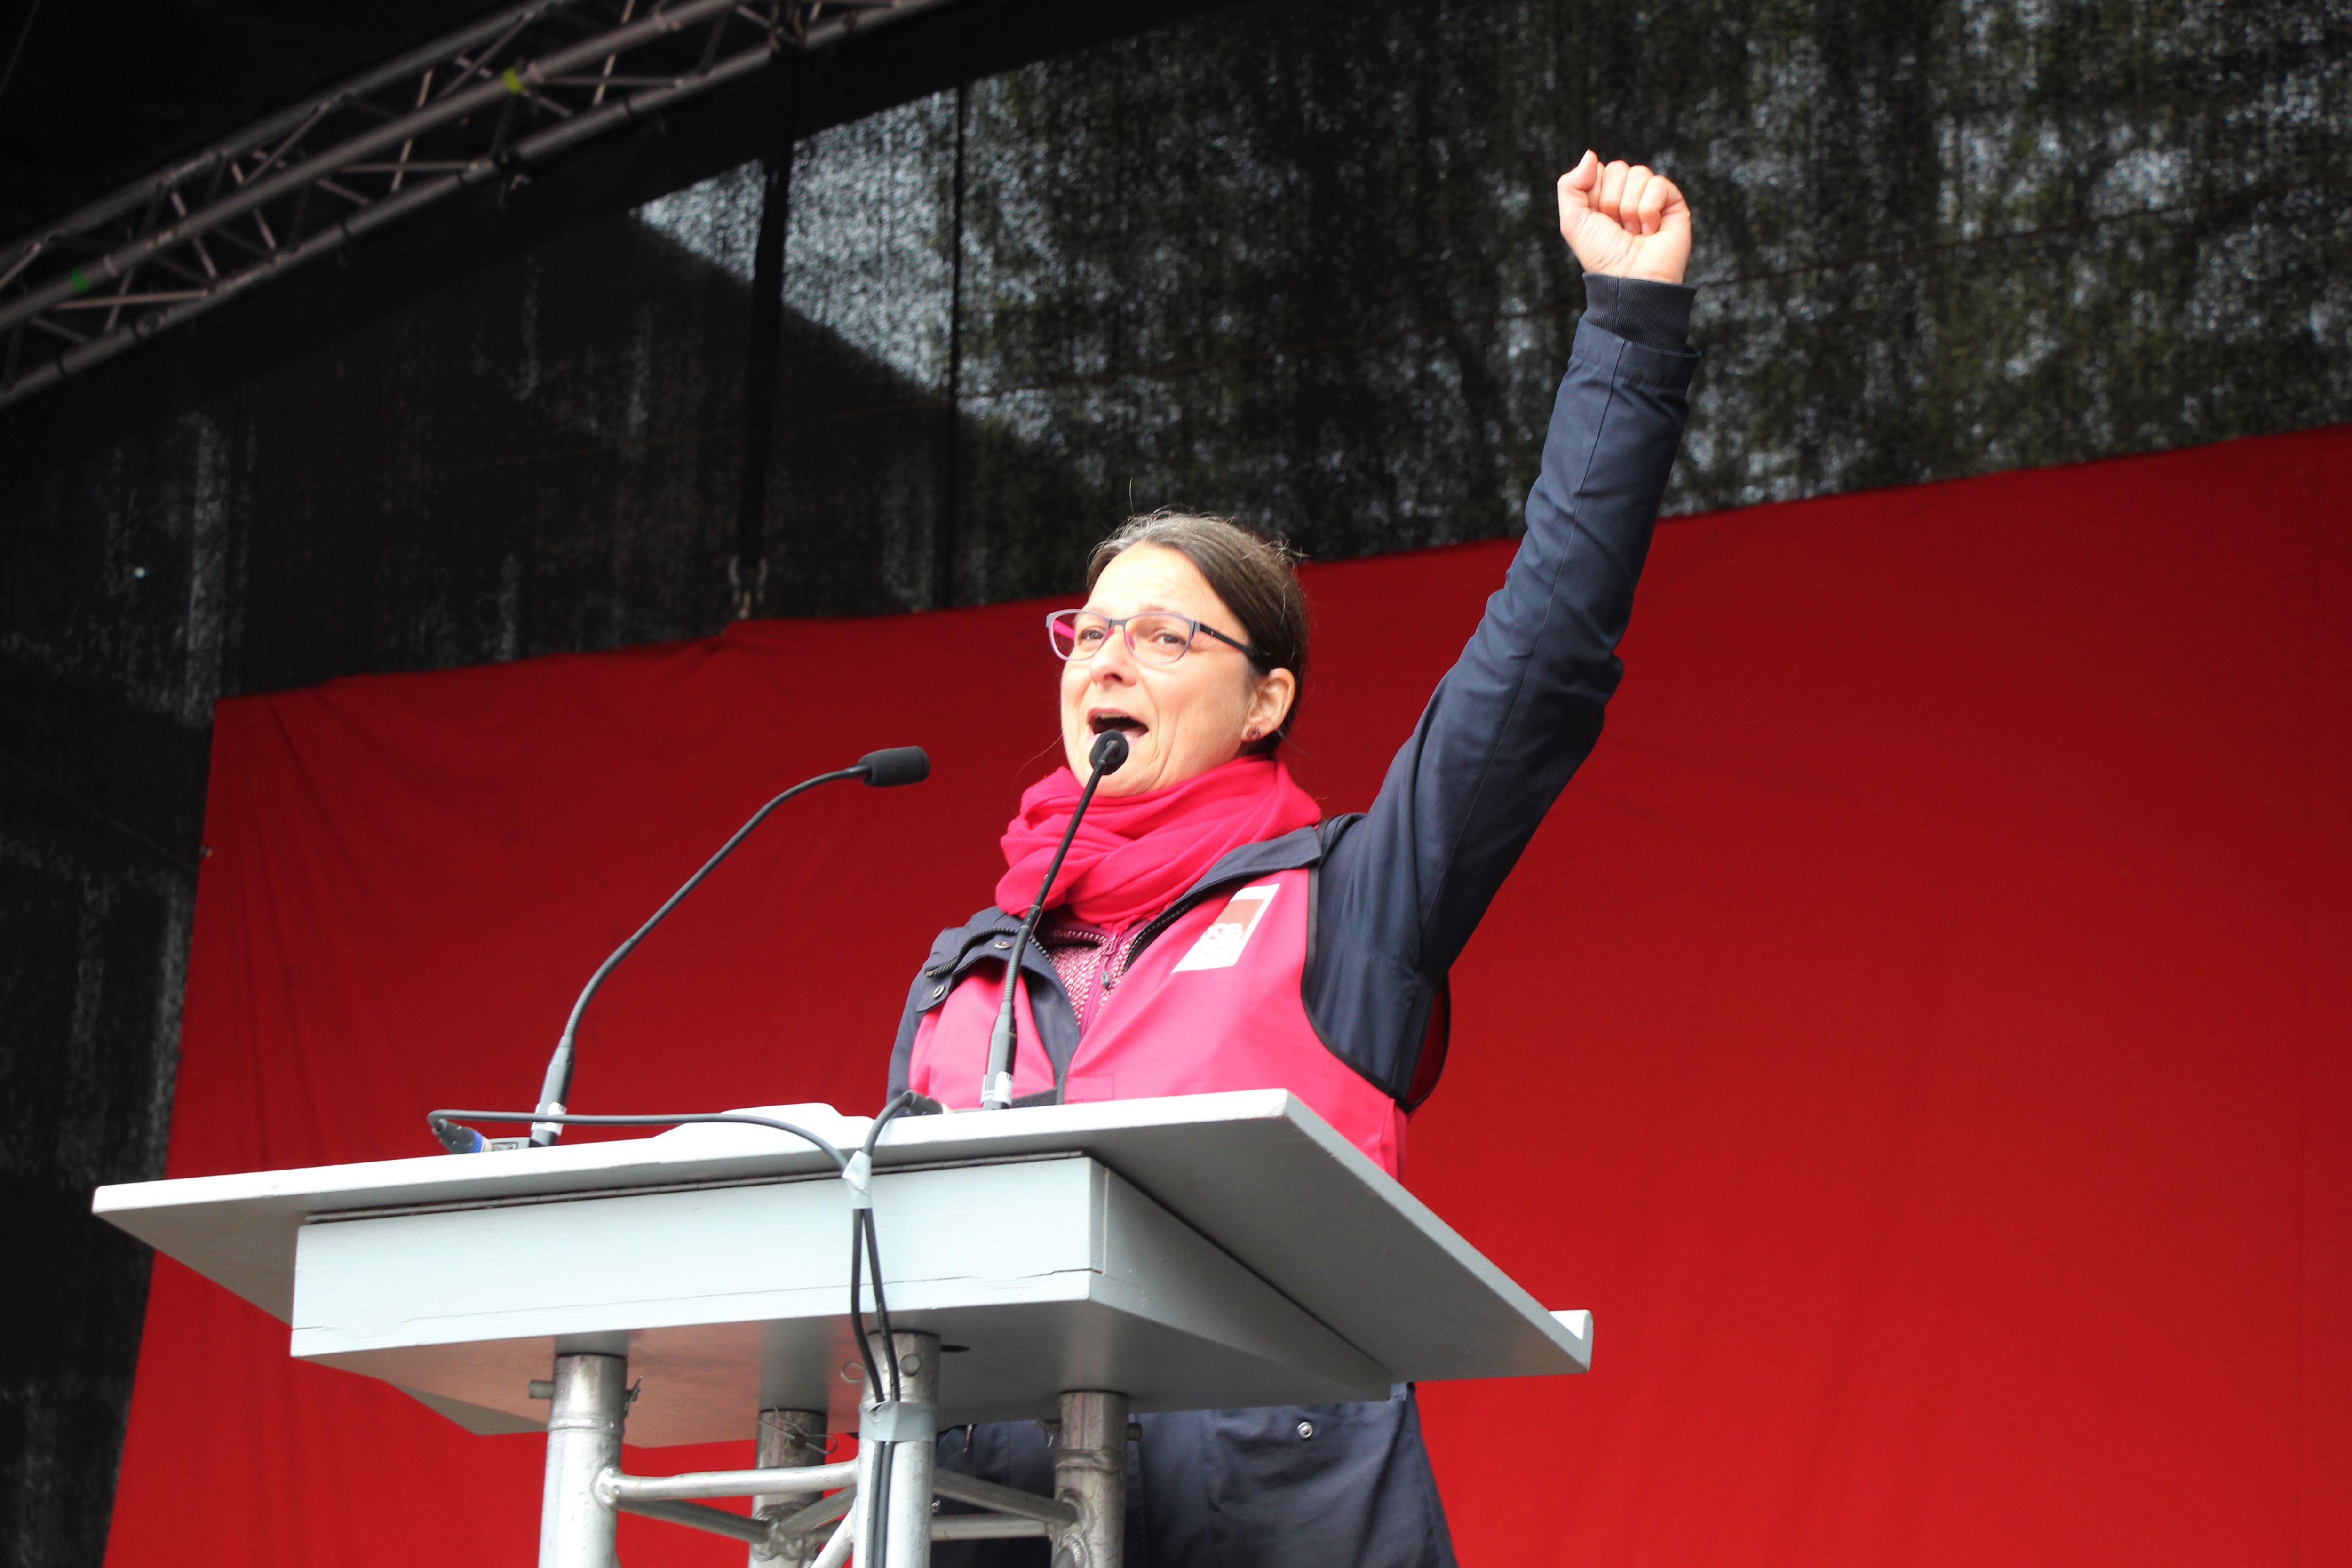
[{"left": 1090, "top": 635, "right": 1139, "bottom": 681}]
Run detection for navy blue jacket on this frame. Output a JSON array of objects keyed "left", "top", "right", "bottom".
[{"left": 912, "top": 276, "right": 1699, "bottom": 1568}]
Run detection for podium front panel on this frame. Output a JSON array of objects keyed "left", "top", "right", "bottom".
[{"left": 292, "top": 1154, "right": 1391, "bottom": 1445}]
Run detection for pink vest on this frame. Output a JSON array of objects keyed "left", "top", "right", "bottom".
[{"left": 905, "top": 868, "right": 1410, "bottom": 1175}]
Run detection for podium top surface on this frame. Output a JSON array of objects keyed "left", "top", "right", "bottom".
[{"left": 94, "top": 1090, "right": 1588, "bottom": 1386}]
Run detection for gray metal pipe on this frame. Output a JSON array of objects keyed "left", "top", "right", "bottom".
[
  {"left": 749, "top": 1408, "right": 830, "bottom": 1567},
  {"left": 877, "top": 1330, "right": 941, "bottom": 1568},
  {"left": 930, "top": 1515, "right": 1051, "bottom": 1540},
  {"left": 614, "top": 1495, "right": 774, "bottom": 1545},
  {"left": 487, "top": 39, "right": 769, "bottom": 165},
  {"left": 601, "top": 1459, "right": 857, "bottom": 1502},
  {"left": 930, "top": 1468, "right": 1079, "bottom": 1528},
  {"left": 799, "top": 0, "right": 962, "bottom": 52},
  {"left": 806, "top": 1510, "right": 857, "bottom": 1568},
  {"left": 767, "top": 1486, "right": 854, "bottom": 1541},
  {"left": 1052, "top": 1390, "right": 1130, "bottom": 1568},
  {"left": 539, "top": 1353, "right": 629, "bottom": 1568}
]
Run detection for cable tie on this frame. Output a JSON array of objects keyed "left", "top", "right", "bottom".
[{"left": 842, "top": 1149, "right": 873, "bottom": 1210}]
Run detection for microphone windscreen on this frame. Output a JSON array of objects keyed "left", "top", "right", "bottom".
[
  {"left": 1089, "top": 730, "right": 1130, "bottom": 775},
  {"left": 858, "top": 746, "right": 932, "bottom": 787}
]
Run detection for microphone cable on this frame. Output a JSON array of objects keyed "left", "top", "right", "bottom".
[
  {"left": 424, "top": 1093, "right": 941, "bottom": 1544},
  {"left": 850, "top": 1091, "right": 927, "bottom": 1403},
  {"left": 842, "top": 1091, "right": 927, "bottom": 1568}
]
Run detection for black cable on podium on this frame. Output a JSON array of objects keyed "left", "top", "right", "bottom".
[{"left": 425, "top": 1093, "right": 941, "bottom": 1558}]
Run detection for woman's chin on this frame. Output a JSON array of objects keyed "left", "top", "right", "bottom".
[
  {"left": 1094, "top": 766, "right": 1162, "bottom": 798},
  {"left": 1066, "top": 732, "right": 1249, "bottom": 795},
  {"left": 1101, "top": 748, "right": 1260, "bottom": 797}
]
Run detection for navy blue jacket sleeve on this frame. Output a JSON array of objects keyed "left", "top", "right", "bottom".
[{"left": 1306, "top": 282, "right": 1698, "bottom": 1104}]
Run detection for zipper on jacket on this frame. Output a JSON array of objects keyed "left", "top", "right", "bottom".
[
  {"left": 1103, "top": 883, "right": 1228, "bottom": 991},
  {"left": 1054, "top": 919, "right": 1117, "bottom": 1035},
  {"left": 1065, "top": 889, "right": 1223, "bottom": 1057}
]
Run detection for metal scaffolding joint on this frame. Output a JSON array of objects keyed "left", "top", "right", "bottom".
[{"left": 0, "top": 0, "right": 966, "bottom": 413}]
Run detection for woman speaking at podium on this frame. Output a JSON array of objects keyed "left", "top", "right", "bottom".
[{"left": 888, "top": 151, "right": 1698, "bottom": 1568}]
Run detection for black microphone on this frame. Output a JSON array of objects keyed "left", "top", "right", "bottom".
[
  {"left": 497, "top": 747, "right": 930, "bottom": 1151},
  {"left": 980, "top": 730, "right": 1128, "bottom": 1110},
  {"left": 858, "top": 746, "right": 931, "bottom": 788}
]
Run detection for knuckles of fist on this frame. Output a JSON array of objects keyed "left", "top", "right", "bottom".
[
  {"left": 1564, "top": 161, "right": 1676, "bottom": 235},
  {"left": 1557, "top": 151, "right": 1692, "bottom": 287}
]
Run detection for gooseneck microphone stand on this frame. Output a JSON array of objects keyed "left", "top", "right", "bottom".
[
  {"left": 980, "top": 730, "right": 1129, "bottom": 1110},
  {"left": 511, "top": 745, "right": 930, "bottom": 1149}
]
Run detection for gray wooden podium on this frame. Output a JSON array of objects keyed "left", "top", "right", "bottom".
[{"left": 94, "top": 1089, "right": 1592, "bottom": 1568}]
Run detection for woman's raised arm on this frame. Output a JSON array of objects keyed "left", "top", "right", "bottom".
[{"left": 1305, "top": 155, "right": 1701, "bottom": 1102}]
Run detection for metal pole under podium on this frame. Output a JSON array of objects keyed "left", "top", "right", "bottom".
[
  {"left": 1053, "top": 1390, "right": 1129, "bottom": 1568},
  {"left": 868, "top": 1330, "right": 942, "bottom": 1568},
  {"left": 540, "top": 1352, "right": 629, "bottom": 1568},
  {"left": 749, "top": 1407, "right": 829, "bottom": 1567}
]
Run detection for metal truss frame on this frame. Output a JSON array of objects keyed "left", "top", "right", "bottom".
[{"left": 0, "top": 0, "right": 961, "bottom": 412}]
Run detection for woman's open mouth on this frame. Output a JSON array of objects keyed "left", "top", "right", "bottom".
[{"left": 1088, "top": 710, "right": 1148, "bottom": 739}]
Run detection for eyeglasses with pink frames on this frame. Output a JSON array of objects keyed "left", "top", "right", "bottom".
[{"left": 1045, "top": 608, "right": 1266, "bottom": 668}]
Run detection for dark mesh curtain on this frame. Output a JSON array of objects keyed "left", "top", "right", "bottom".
[{"left": 634, "top": 0, "right": 2352, "bottom": 615}]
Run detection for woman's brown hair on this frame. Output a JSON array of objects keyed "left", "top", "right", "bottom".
[{"left": 1087, "top": 510, "right": 1309, "bottom": 750}]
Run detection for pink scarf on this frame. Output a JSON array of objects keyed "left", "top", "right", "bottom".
[{"left": 997, "top": 755, "right": 1322, "bottom": 926}]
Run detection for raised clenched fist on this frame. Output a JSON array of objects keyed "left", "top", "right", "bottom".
[{"left": 1557, "top": 151, "right": 1692, "bottom": 286}]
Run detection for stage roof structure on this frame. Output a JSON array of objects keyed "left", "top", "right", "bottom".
[
  {"left": 0, "top": 1, "right": 978, "bottom": 411},
  {"left": 0, "top": 0, "right": 1240, "bottom": 415}
]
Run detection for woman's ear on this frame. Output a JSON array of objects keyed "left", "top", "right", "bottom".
[{"left": 1247, "top": 668, "right": 1298, "bottom": 742}]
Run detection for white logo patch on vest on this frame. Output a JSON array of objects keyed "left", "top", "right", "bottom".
[{"left": 1172, "top": 882, "right": 1281, "bottom": 972}]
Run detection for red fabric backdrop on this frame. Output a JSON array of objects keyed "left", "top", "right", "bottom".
[{"left": 108, "top": 426, "right": 2352, "bottom": 1566}]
